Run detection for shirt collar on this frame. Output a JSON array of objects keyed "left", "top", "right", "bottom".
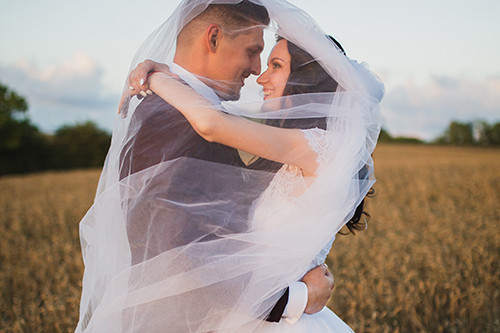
[{"left": 170, "top": 63, "right": 221, "bottom": 106}]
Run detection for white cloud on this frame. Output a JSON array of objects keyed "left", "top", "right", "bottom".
[
  {"left": 381, "top": 75, "right": 500, "bottom": 141},
  {"left": 0, "top": 53, "right": 118, "bottom": 132},
  {"left": 3, "top": 53, "right": 499, "bottom": 142}
]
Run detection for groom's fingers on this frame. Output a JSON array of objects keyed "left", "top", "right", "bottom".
[
  {"left": 320, "top": 263, "right": 334, "bottom": 290},
  {"left": 325, "top": 269, "right": 334, "bottom": 290}
]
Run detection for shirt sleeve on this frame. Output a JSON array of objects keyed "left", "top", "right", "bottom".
[{"left": 282, "top": 281, "right": 308, "bottom": 325}]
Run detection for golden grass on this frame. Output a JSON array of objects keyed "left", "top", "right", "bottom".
[
  {"left": 1, "top": 145, "right": 499, "bottom": 332},
  {"left": 328, "top": 145, "right": 500, "bottom": 332},
  {"left": 0, "top": 170, "right": 100, "bottom": 333}
]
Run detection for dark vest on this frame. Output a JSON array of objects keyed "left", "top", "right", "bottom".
[
  {"left": 120, "top": 94, "right": 288, "bottom": 321},
  {"left": 120, "top": 94, "right": 244, "bottom": 178}
]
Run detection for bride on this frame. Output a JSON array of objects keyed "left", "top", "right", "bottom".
[{"left": 75, "top": 0, "right": 383, "bottom": 332}]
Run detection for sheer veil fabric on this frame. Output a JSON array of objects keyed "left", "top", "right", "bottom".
[{"left": 75, "top": 0, "right": 384, "bottom": 332}]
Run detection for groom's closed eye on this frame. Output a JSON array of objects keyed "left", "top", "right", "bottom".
[{"left": 247, "top": 47, "right": 262, "bottom": 57}]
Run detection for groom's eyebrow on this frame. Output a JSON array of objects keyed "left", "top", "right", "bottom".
[{"left": 254, "top": 45, "right": 264, "bottom": 53}]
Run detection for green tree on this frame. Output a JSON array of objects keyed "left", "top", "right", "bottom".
[
  {"left": 437, "top": 121, "right": 474, "bottom": 145},
  {"left": 0, "top": 83, "right": 29, "bottom": 149},
  {"left": 0, "top": 82, "right": 49, "bottom": 175},
  {"left": 378, "top": 128, "right": 393, "bottom": 143},
  {"left": 378, "top": 128, "right": 424, "bottom": 144},
  {"left": 50, "top": 121, "right": 111, "bottom": 169},
  {"left": 482, "top": 122, "right": 500, "bottom": 146}
]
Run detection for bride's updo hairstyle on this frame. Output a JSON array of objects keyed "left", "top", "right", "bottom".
[{"left": 273, "top": 35, "right": 373, "bottom": 234}]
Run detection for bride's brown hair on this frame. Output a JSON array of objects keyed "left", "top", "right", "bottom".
[{"left": 273, "top": 35, "right": 374, "bottom": 235}]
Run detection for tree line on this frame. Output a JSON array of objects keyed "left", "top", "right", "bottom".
[
  {"left": 379, "top": 121, "right": 500, "bottom": 146},
  {"left": 1, "top": 83, "right": 111, "bottom": 176},
  {"left": 1, "top": 82, "right": 499, "bottom": 176},
  {"left": 434, "top": 121, "right": 500, "bottom": 146}
]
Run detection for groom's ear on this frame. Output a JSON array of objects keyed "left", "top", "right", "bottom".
[{"left": 205, "top": 24, "right": 221, "bottom": 53}]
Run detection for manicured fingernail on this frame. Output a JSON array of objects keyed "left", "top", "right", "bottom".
[
  {"left": 140, "top": 91, "right": 147, "bottom": 97},
  {"left": 129, "top": 86, "right": 134, "bottom": 91},
  {"left": 146, "top": 90, "right": 153, "bottom": 95},
  {"left": 140, "top": 79, "right": 144, "bottom": 86}
]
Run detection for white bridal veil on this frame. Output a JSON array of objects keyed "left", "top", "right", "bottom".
[{"left": 76, "top": 0, "right": 384, "bottom": 332}]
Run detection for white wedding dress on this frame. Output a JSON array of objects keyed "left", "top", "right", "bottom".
[{"left": 251, "top": 128, "right": 354, "bottom": 333}]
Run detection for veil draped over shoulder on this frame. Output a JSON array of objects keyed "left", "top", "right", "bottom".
[{"left": 76, "top": 0, "right": 384, "bottom": 332}]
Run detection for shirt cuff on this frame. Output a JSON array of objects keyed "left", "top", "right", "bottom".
[{"left": 282, "top": 281, "right": 308, "bottom": 325}]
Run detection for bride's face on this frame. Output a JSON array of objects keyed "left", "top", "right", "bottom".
[{"left": 256, "top": 39, "right": 291, "bottom": 100}]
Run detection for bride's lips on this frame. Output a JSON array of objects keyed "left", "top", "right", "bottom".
[{"left": 262, "top": 89, "right": 274, "bottom": 100}]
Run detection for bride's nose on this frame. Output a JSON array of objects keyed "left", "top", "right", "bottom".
[{"left": 256, "top": 69, "right": 269, "bottom": 85}]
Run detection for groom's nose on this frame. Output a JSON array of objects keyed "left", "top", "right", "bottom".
[{"left": 249, "top": 57, "right": 261, "bottom": 76}]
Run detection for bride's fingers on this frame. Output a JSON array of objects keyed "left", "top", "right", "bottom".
[
  {"left": 129, "top": 62, "right": 152, "bottom": 93},
  {"left": 117, "top": 91, "right": 130, "bottom": 114},
  {"left": 127, "top": 59, "right": 172, "bottom": 100},
  {"left": 129, "top": 60, "right": 172, "bottom": 96},
  {"left": 130, "top": 75, "right": 147, "bottom": 94}
]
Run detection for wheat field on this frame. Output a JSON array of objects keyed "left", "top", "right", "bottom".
[{"left": 1, "top": 145, "right": 499, "bottom": 332}]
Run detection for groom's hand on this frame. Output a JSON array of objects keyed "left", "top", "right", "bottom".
[{"left": 302, "top": 263, "right": 334, "bottom": 314}]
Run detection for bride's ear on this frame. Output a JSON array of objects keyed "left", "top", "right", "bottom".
[{"left": 205, "top": 24, "right": 221, "bottom": 53}]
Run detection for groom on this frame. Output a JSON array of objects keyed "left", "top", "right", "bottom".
[{"left": 120, "top": 1, "right": 333, "bottom": 325}]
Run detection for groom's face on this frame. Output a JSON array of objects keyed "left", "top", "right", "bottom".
[{"left": 209, "top": 26, "right": 264, "bottom": 101}]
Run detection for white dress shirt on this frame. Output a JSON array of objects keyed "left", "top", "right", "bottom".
[{"left": 170, "top": 63, "right": 221, "bottom": 106}]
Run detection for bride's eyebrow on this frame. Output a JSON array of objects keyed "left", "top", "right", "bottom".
[{"left": 268, "top": 57, "right": 285, "bottom": 64}]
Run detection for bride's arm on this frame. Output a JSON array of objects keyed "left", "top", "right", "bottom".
[{"left": 150, "top": 72, "right": 319, "bottom": 177}]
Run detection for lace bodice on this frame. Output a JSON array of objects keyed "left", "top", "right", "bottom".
[
  {"left": 252, "top": 128, "right": 335, "bottom": 269},
  {"left": 262, "top": 128, "right": 329, "bottom": 197}
]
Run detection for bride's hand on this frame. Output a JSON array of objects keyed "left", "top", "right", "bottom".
[
  {"left": 118, "top": 59, "right": 171, "bottom": 114},
  {"left": 129, "top": 59, "right": 171, "bottom": 96}
]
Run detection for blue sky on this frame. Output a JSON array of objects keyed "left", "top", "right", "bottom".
[{"left": 1, "top": 0, "right": 499, "bottom": 140}]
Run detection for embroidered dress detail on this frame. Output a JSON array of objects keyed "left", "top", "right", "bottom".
[
  {"left": 301, "top": 128, "right": 336, "bottom": 267},
  {"left": 300, "top": 128, "right": 330, "bottom": 167},
  {"left": 254, "top": 128, "right": 335, "bottom": 269},
  {"left": 263, "top": 128, "right": 330, "bottom": 198},
  {"left": 261, "top": 164, "right": 305, "bottom": 198}
]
